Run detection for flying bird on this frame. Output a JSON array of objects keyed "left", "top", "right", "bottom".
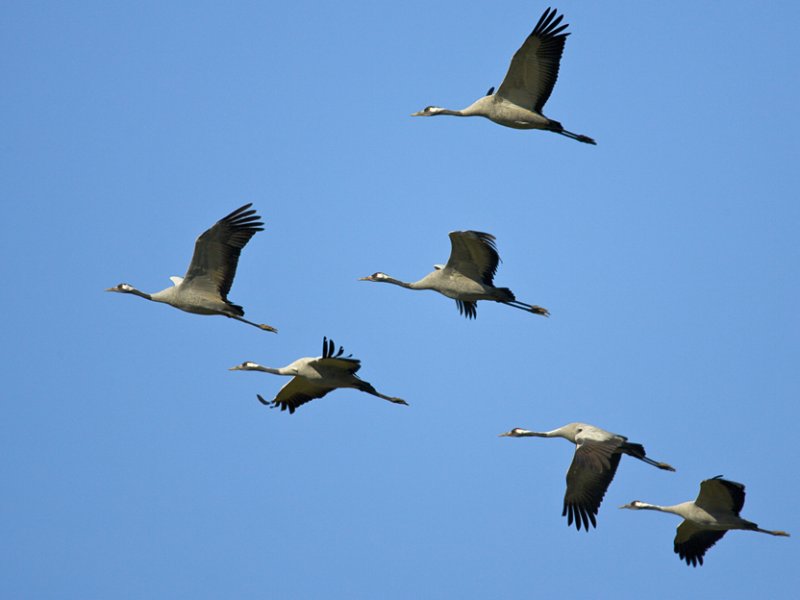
[
  {"left": 106, "top": 203, "right": 277, "bottom": 332},
  {"left": 360, "top": 230, "right": 548, "bottom": 319},
  {"left": 620, "top": 476, "right": 790, "bottom": 566},
  {"left": 411, "top": 7, "right": 595, "bottom": 144},
  {"left": 500, "top": 423, "right": 675, "bottom": 531},
  {"left": 229, "top": 337, "right": 408, "bottom": 414}
]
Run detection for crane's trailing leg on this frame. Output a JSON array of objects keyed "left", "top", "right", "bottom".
[
  {"left": 230, "top": 315, "right": 278, "bottom": 333},
  {"left": 357, "top": 381, "right": 408, "bottom": 406},
  {"left": 502, "top": 300, "right": 550, "bottom": 317},
  {"left": 557, "top": 129, "right": 596, "bottom": 145},
  {"left": 622, "top": 442, "right": 675, "bottom": 471}
]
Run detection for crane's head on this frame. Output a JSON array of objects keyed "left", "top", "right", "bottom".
[
  {"left": 498, "top": 428, "right": 531, "bottom": 437},
  {"left": 619, "top": 501, "right": 647, "bottom": 510},
  {"left": 105, "top": 283, "right": 135, "bottom": 293},
  {"left": 359, "top": 272, "right": 390, "bottom": 283},
  {"left": 229, "top": 361, "right": 261, "bottom": 371},
  {"left": 411, "top": 106, "right": 445, "bottom": 117}
]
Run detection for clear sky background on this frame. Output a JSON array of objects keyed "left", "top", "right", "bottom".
[{"left": 2, "top": 1, "right": 799, "bottom": 598}]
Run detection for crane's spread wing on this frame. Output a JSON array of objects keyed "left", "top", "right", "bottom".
[
  {"left": 445, "top": 231, "right": 500, "bottom": 286},
  {"left": 261, "top": 376, "right": 337, "bottom": 414},
  {"left": 182, "top": 203, "right": 264, "bottom": 299},
  {"left": 563, "top": 438, "right": 623, "bottom": 531},
  {"left": 695, "top": 476, "right": 746, "bottom": 515},
  {"left": 314, "top": 357, "right": 362, "bottom": 374},
  {"left": 674, "top": 520, "right": 727, "bottom": 567},
  {"left": 319, "top": 337, "right": 361, "bottom": 373},
  {"left": 496, "top": 7, "right": 570, "bottom": 113}
]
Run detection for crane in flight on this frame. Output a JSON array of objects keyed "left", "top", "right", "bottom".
[
  {"left": 500, "top": 423, "right": 675, "bottom": 531},
  {"left": 411, "top": 7, "right": 595, "bottom": 144},
  {"left": 106, "top": 203, "right": 277, "bottom": 332},
  {"left": 620, "top": 476, "right": 790, "bottom": 566},
  {"left": 229, "top": 337, "right": 408, "bottom": 414},
  {"left": 360, "top": 230, "right": 548, "bottom": 320}
]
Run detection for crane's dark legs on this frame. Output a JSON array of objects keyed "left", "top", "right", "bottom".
[
  {"left": 501, "top": 300, "right": 550, "bottom": 317},
  {"left": 557, "top": 129, "right": 596, "bottom": 145},
  {"left": 357, "top": 381, "right": 408, "bottom": 406},
  {"left": 754, "top": 528, "right": 790, "bottom": 537},
  {"left": 637, "top": 455, "right": 675, "bottom": 471},
  {"left": 623, "top": 442, "right": 676, "bottom": 471},
  {"left": 231, "top": 315, "right": 278, "bottom": 333}
]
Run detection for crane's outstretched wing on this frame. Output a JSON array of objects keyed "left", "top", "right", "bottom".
[
  {"left": 563, "top": 437, "right": 623, "bottom": 531},
  {"left": 182, "top": 203, "right": 264, "bottom": 299},
  {"left": 496, "top": 7, "right": 570, "bottom": 113},
  {"left": 446, "top": 231, "right": 500, "bottom": 286},
  {"left": 320, "top": 337, "right": 361, "bottom": 373},
  {"left": 695, "top": 476, "right": 746, "bottom": 516},
  {"left": 258, "top": 377, "right": 337, "bottom": 414},
  {"left": 674, "top": 521, "right": 727, "bottom": 567}
]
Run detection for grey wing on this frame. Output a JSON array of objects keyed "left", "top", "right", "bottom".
[
  {"left": 695, "top": 476, "right": 746, "bottom": 515},
  {"left": 262, "top": 376, "right": 337, "bottom": 414},
  {"left": 496, "top": 7, "right": 570, "bottom": 113},
  {"left": 182, "top": 203, "right": 264, "bottom": 298},
  {"left": 315, "top": 357, "right": 362, "bottom": 375},
  {"left": 563, "top": 439, "right": 623, "bottom": 531},
  {"left": 674, "top": 520, "right": 727, "bottom": 567},
  {"left": 319, "top": 337, "right": 361, "bottom": 373},
  {"left": 445, "top": 231, "right": 500, "bottom": 285}
]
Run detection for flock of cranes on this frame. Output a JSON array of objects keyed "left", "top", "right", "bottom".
[{"left": 107, "top": 6, "right": 789, "bottom": 569}]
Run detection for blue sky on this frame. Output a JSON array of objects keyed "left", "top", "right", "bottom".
[{"left": 2, "top": 1, "right": 799, "bottom": 597}]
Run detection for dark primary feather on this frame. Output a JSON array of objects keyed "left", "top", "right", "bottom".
[
  {"left": 496, "top": 7, "right": 570, "bottom": 113},
  {"left": 456, "top": 300, "right": 478, "bottom": 319},
  {"left": 183, "top": 203, "right": 264, "bottom": 298},
  {"left": 322, "top": 336, "right": 349, "bottom": 359},
  {"left": 674, "top": 522, "right": 727, "bottom": 567}
]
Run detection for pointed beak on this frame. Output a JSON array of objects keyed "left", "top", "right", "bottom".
[
  {"left": 229, "top": 365, "right": 242, "bottom": 371},
  {"left": 498, "top": 431, "right": 512, "bottom": 437},
  {"left": 104, "top": 287, "right": 116, "bottom": 292},
  {"left": 410, "top": 111, "right": 424, "bottom": 117},
  {"left": 358, "top": 276, "right": 370, "bottom": 281}
]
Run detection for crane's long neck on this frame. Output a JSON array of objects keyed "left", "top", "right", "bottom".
[
  {"left": 126, "top": 287, "right": 153, "bottom": 301},
  {"left": 511, "top": 430, "right": 555, "bottom": 438},
  {"left": 379, "top": 275, "right": 419, "bottom": 290},
  {"left": 443, "top": 109, "right": 468, "bottom": 117},
  {"left": 243, "top": 364, "right": 285, "bottom": 375},
  {"left": 632, "top": 502, "right": 687, "bottom": 518},
  {"left": 509, "top": 426, "right": 581, "bottom": 444}
]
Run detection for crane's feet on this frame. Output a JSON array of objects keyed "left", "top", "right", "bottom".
[
  {"left": 531, "top": 306, "right": 550, "bottom": 317},
  {"left": 656, "top": 461, "right": 676, "bottom": 472},
  {"left": 389, "top": 397, "right": 409, "bottom": 406},
  {"left": 259, "top": 323, "right": 278, "bottom": 333}
]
